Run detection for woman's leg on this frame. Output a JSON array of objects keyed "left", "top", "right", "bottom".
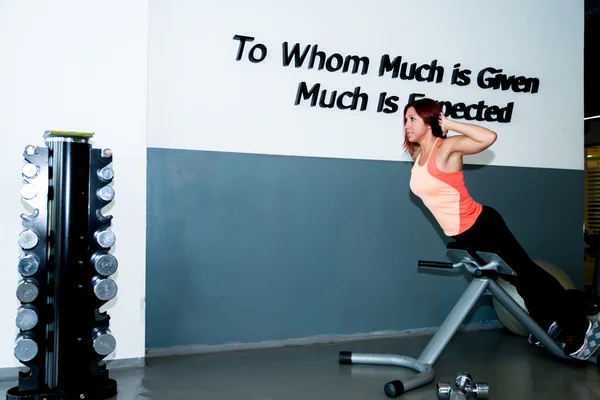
[
  {"left": 452, "top": 206, "right": 565, "bottom": 331},
  {"left": 453, "top": 205, "right": 599, "bottom": 358}
]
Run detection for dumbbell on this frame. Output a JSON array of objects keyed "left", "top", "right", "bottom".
[
  {"left": 437, "top": 372, "right": 489, "bottom": 399},
  {"left": 437, "top": 384, "right": 489, "bottom": 400}
]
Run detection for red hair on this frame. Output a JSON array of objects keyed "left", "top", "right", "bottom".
[{"left": 403, "top": 98, "right": 444, "bottom": 158}]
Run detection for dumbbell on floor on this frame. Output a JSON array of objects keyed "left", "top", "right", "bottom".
[
  {"left": 437, "top": 383, "right": 489, "bottom": 399},
  {"left": 437, "top": 372, "right": 489, "bottom": 399}
]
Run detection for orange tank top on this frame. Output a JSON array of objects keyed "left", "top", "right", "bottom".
[{"left": 409, "top": 137, "right": 483, "bottom": 236}]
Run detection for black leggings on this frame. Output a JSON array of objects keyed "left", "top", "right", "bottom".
[{"left": 452, "top": 205, "right": 591, "bottom": 336}]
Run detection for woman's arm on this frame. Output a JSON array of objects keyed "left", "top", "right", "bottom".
[{"left": 440, "top": 114, "right": 497, "bottom": 156}]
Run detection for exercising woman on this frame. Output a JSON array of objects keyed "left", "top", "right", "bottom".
[{"left": 404, "top": 97, "right": 600, "bottom": 360}]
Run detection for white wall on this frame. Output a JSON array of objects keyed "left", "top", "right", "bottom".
[
  {"left": 0, "top": 1, "right": 148, "bottom": 368},
  {"left": 148, "top": 0, "right": 584, "bottom": 171}
]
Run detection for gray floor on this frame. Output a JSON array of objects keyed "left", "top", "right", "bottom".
[{"left": 2, "top": 329, "right": 600, "bottom": 399}]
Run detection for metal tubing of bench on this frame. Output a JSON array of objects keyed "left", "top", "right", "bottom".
[
  {"left": 486, "top": 279, "right": 569, "bottom": 359},
  {"left": 419, "top": 278, "right": 490, "bottom": 366}
]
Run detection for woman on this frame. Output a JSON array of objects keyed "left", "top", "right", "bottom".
[{"left": 404, "top": 97, "right": 600, "bottom": 360}]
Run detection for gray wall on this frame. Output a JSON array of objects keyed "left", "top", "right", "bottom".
[{"left": 145, "top": 148, "right": 584, "bottom": 349}]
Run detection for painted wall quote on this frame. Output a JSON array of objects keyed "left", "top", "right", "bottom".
[{"left": 233, "top": 34, "right": 540, "bottom": 123}]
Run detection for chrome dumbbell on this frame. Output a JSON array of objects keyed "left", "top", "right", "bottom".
[
  {"left": 437, "top": 383, "right": 466, "bottom": 400},
  {"left": 437, "top": 372, "right": 489, "bottom": 399},
  {"left": 437, "top": 384, "right": 489, "bottom": 400}
]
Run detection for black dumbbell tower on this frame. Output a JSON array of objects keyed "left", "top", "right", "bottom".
[{"left": 7, "top": 131, "right": 119, "bottom": 400}]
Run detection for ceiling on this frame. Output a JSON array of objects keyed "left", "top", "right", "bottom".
[
  {"left": 586, "top": 0, "right": 600, "bottom": 118},
  {"left": 587, "top": 0, "right": 600, "bottom": 19}
]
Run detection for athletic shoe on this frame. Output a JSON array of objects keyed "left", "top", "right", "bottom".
[
  {"left": 528, "top": 321, "right": 562, "bottom": 348},
  {"left": 568, "top": 320, "right": 600, "bottom": 360}
]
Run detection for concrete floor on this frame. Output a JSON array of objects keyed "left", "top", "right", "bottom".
[{"left": 2, "top": 329, "right": 600, "bottom": 399}]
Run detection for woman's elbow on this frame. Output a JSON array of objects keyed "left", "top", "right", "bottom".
[{"left": 485, "top": 131, "right": 498, "bottom": 147}]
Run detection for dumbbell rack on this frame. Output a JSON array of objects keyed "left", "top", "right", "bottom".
[{"left": 7, "top": 131, "right": 119, "bottom": 400}]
